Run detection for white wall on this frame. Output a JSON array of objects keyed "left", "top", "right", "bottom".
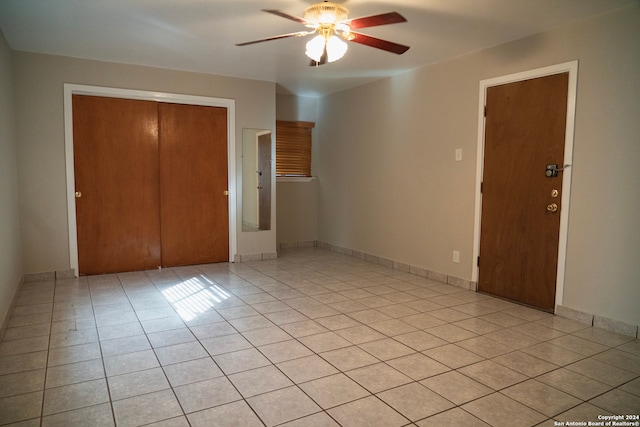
[
  {"left": 12, "top": 52, "right": 276, "bottom": 273},
  {"left": 316, "top": 5, "right": 640, "bottom": 327},
  {"left": 0, "top": 29, "right": 23, "bottom": 332},
  {"left": 276, "top": 179, "right": 319, "bottom": 246},
  {"left": 275, "top": 94, "right": 320, "bottom": 246},
  {"left": 276, "top": 93, "right": 320, "bottom": 173}
]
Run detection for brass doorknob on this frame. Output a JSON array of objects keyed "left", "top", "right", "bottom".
[
  {"left": 75, "top": 191, "right": 82, "bottom": 198},
  {"left": 546, "top": 203, "right": 558, "bottom": 212}
]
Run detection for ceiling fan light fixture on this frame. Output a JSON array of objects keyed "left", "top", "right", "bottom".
[{"left": 237, "top": 5, "right": 409, "bottom": 66}]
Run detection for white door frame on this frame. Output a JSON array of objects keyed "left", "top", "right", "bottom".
[
  {"left": 63, "top": 84, "right": 237, "bottom": 275},
  {"left": 471, "top": 61, "right": 578, "bottom": 310}
]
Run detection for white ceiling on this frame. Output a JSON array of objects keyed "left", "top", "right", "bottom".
[{"left": 0, "top": 0, "right": 634, "bottom": 97}]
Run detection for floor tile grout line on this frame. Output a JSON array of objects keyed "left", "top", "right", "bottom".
[
  {"left": 37, "top": 282, "right": 56, "bottom": 427},
  {"left": 142, "top": 265, "right": 299, "bottom": 425},
  {"left": 25, "top": 320, "right": 636, "bottom": 426},
  {"left": 161, "top": 270, "right": 528, "bottom": 422},
  {"left": 148, "top": 263, "right": 434, "bottom": 425},
  {"left": 139, "top": 268, "right": 200, "bottom": 425},
  {"left": 90, "top": 273, "right": 117, "bottom": 427},
  {"left": 2, "top": 247, "right": 639, "bottom": 426},
  {"left": 186, "top": 265, "right": 312, "bottom": 425}
]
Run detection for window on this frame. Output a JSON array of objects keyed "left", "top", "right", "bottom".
[{"left": 276, "top": 120, "right": 314, "bottom": 177}]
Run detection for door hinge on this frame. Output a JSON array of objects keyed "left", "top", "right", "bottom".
[
  {"left": 484, "top": 106, "right": 487, "bottom": 117},
  {"left": 480, "top": 182, "right": 483, "bottom": 193},
  {"left": 477, "top": 256, "right": 480, "bottom": 267}
]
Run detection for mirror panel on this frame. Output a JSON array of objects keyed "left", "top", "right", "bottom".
[{"left": 242, "top": 129, "right": 272, "bottom": 231}]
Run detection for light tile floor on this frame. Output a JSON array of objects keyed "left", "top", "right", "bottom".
[{"left": 1, "top": 247, "right": 639, "bottom": 426}]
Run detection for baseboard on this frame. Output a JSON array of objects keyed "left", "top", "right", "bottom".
[
  {"left": 278, "top": 241, "right": 317, "bottom": 250},
  {"left": 56, "top": 269, "right": 76, "bottom": 279},
  {"left": 555, "top": 304, "right": 639, "bottom": 338},
  {"left": 275, "top": 243, "right": 640, "bottom": 338},
  {"left": 235, "top": 252, "right": 278, "bottom": 262},
  {"left": 23, "top": 268, "right": 75, "bottom": 282},
  {"left": 23, "top": 271, "right": 55, "bottom": 282},
  {"left": 280, "top": 241, "right": 476, "bottom": 291},
  {"left": 2, "top": 268, "right": 76, "bottom": 341}
]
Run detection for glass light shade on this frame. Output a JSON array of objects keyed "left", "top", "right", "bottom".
[
  {"left": 326, "top": 35, "right": 348, "bottom": 62},
  {"left": 305, "top": 35, "right": 326, "bottom": 62}
]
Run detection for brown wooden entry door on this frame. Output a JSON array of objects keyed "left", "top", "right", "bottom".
[
  {"left": 159, "top": 103, "right": 229, "bottom": 267},
  {"left": 478, "top": 72, "right": 569, "bottom": 311},
  {"left": 73, "top": 95, "right": 229, "bottom": 275}
]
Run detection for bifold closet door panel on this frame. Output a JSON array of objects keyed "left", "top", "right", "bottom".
[
  {"left": 158, "top": 103, "right": 229, "bottom": 266},
  {"left": 73, "top": 95, "right": 161, "bottom": 275}
]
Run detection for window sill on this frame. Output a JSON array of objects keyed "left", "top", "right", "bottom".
[{"left": 276, "top": 176, "right": 316, "bottom": 183}]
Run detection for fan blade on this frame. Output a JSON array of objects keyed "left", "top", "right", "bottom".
[
  {"left": 348, "top": 12, "right": 406, "bottom": 29},
  {"left": 236, "top": 31, "right": 310, "bottom": 46},
  {"left": 263, "top": 9, "right": 309, "bottom": 25},
  {"left": 349, "top": 32, "right": 410, "bottom": 54}
]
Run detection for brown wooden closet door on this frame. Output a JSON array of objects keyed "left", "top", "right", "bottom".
[
  {"left": 159, "top": 103, "right": 229, "bottom": 266},
  {"left": 73, "top": 95, "right": 161, "bottom": 275}
]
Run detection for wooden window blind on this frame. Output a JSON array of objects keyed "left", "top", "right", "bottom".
[{"left": 276, "top": 120, "right": 314, "bottom": 177}]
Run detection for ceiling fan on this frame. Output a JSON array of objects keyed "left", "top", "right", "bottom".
[{"left": 236, "top": 1, "right": 410, "bottom": 66}]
